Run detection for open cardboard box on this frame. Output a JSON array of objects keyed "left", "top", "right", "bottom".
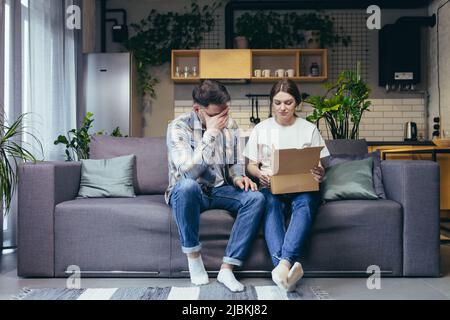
[{"left": 270, "top": 146, "right": 324, "bottom": 195}]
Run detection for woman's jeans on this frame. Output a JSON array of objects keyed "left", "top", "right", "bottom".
[
  {"left": 169, "top": 179, "right": 266, "bottom": 267},
  {"left": 260, "top": 188, "right": 321, "bottom": 267}
]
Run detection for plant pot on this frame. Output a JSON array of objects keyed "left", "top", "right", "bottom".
[
  {"left": 234, "top": 36, "right": 249, "bottom": 49},
  {"left": 304, "top": 30, "right": 321, "bottom": 49}
]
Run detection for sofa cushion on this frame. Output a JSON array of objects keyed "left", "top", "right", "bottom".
[
  {"left": 78, "top": 155, "right": 136, "bottom": 198},
  {"left": 327, "top": 151, "right": 387, "bottom": 199},
  {"left": 90, "top": 136, "right": 168, "bottom": 195},
  {"left": 170, "top": 199, "right": 403, "bottom": 276},
  {"left": 321, "top": 158, "right": 378, "bottom": 201},
  {"left": 54, "top": 195, "right": 171, "bottom": 276},
  {"left": 301, "top": 199, "right": 403, "bottom": 275}
]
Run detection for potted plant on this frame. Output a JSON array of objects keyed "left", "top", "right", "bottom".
[
  {"left": 292, "top": 12, "right": 351, "bottom": 49},
  {"left": 306, "top": 66, "right": 371, "bottom": 140},
  {"left": 235, "top": 10, "right": 351, "bottom": 49},
  {"left": 54, "top": 112, "right": 127, "bottom": 162},
  {"left": 1, "top": 112, "right": 42, "bottom": 248}
]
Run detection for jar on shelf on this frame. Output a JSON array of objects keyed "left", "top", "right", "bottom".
[{"left": 310, "top": 62, "right": 320, "bottom": 77}]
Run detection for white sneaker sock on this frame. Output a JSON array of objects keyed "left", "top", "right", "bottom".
[
  {"left": 287, "top": 262, "right": 304, "bottom": 292},
  {"left": 271, "top": 263, "right": 289, "bottom": 290},
  {"left": 217, "top": 268, "right": 244, "bottom": 292},
  {"left": 187, "top": 255, "right": 209, "bottom": 286}
]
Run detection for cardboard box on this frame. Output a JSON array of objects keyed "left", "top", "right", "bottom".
[{"left": 270, "top": 146, "right": 324, "bottom": 195}]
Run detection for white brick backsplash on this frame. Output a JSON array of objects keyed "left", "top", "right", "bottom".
[
  {"left": 365, "top": 111, "right": 385, "bottom": 118},
  {"left": 374, "top": 117, "right": 392, "bottom": 124},
  {"left": 372, "top": 105, "right": 393, "bottom": 112},
  {"left": 402, "top": 98, "right": 424, "bottom": 105},
  {"left": 383, "top": 124, "right": 403, "bottom": 131},
  {"left": 411, "top": 105, "right": 424, "bottom": 111},
  {"left": 403, "top": 112, "right": 424, "bottom": 118},
  {"left": 383, "top": 111, "right": 403, "bottom": 118},
  {"left": 173, "top": 98, "right": 425, "bottom": 141}
]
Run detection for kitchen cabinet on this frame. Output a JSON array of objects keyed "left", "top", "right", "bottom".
[
  {"left": 200, "top": 49, "right": 251, "bottom": 79},
  {"left": 171, "top": 49, "right": 328, "bottom": 83},
  {"left": 369, "top": 143, "right": 450, "bottom": 212}
]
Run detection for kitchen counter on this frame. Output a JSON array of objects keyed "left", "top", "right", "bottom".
[{"left": 367, "top": 141, "right": 435, "bottom": 146}]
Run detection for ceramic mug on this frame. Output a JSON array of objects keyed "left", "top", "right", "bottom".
[
  {"left": 285, "top": 69, "right": 295, "bottom": 77},
  {"left": 275, "top": 69, "right": 285, "bottom": 77},
  {"left": 262, "top": 69, "right": 271, "bottom": 77},
  {"left": 254, "top": 69, "right": 262, "bottom": 77}
]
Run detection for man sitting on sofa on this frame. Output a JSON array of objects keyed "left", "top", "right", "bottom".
[{"left": 166, "top": 80, "right": 265, "bottom": 292}]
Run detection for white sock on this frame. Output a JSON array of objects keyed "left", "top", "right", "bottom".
[
  {"left": 187, "top": 255, "right": 209, "bottom": 286},
  {"left": 271, "top": 263, "right": 289, "bottom": 290},
  {"left": 286, "top": 262, "right": 304, "bottom": 292},
  {"left": 217, "top": 268, "right": 244, "bottom": 292}
]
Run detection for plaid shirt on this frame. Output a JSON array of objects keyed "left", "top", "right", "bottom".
[{"left": 165, "top": 111, "right": 245, "bottom": 204}]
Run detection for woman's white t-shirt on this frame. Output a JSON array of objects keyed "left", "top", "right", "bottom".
[{"left": 243, "top": 117, "right": 330, "bottom": 173}]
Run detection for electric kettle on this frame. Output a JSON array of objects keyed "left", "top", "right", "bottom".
[{"left": 404, "top": 122, "right": 418, "bottom": 141}]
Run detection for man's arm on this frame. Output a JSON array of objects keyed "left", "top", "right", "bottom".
[{"left": 167, "top": 121, "right": 219, "bottom": 180}]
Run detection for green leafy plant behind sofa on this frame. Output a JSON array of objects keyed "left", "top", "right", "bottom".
[
  {"left": 306, "top": 68, "right": 371, "bottom": 140},
  {"left": 54, "top": 112, "right": 127, "bottom": 162}
]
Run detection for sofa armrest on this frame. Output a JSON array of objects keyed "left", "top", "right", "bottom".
[
  {"left": 381, "top": 160, "right": 440, "bottom": 277},
  {"left": 18, "top": 162, "right": 81, "bottom": 277}
]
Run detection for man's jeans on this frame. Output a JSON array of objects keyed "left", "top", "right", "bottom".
[
  {"left": 260, "top": 188, "right": 321, "bottom": 267},
  {"left": 169, "top": 179, "right": 266, "bottom": 267}
]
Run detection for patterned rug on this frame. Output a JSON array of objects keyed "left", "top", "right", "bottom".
[{"left": 13, "top": 283, "right": 331, "bottom": 300}]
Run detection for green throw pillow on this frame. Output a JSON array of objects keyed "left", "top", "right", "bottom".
[
  {"left": 78, "top": 154, "right": 136, "bottom": 198},
  {"left": 321, "top": 157, "right": 378, "bottom": 201}
]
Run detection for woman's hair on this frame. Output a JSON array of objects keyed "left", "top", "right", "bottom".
[
  {"left": 269, "top": 79, "right": 302, "bottom": 107},
  {"left": 192, "top": 79, "right": 231, "bottom": 107}
]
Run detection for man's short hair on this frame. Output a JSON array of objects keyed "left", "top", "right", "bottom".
[{"left": 192, "top": 80, "right": 231, "bottom": 107}]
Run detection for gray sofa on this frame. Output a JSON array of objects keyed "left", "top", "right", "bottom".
[{"left": 17, "top": 136, "right": 441, "bottom": 278}]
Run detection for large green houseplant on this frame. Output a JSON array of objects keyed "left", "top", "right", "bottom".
[
  {"left": 306, "top": 68, "right": 371, "bottom": 140},
  {"left": 1, "top": 112, "right": 42, "bottom": 216},
  {"left": 123, "top": 1, "right": 221, "bottom": 98}
]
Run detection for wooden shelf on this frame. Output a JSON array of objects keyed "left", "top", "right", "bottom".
[
  {"left": 171, "top": 77, "right": 201, "bottom": 83},
  {"left": 250, "top": 76, "right": 327, "bottom": 83},
  {"left": 171, "top": 49, "right": 328, "bottom": 83}
]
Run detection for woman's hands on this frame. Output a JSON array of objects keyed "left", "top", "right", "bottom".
[
  {"left": 258, "top": 169, "right": 273, "bottom": 189},
  {"left": 310, "top": 163, "right": 325, "bottom": 182}
]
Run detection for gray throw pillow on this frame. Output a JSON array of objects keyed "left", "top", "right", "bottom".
[
  {"left": 327, "top": 151, "right": 387, "bottom": 199},
  {"left": 321, "top": 157, "right": 378, "bottom": 201},
  {"left": 78, "top": 154, "right": 136, "bottom": 198}
]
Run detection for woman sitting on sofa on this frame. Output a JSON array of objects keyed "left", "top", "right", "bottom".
[{"left": 243, "top": 79, "right": 330, "bottom": 292}]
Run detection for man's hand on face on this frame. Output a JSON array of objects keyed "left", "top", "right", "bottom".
[
  {"left": 235, "top": 176, "right": 258, "bottom": 192},
  {"left": 201, "top": 107, "right": 229, "bottom": 133}
]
